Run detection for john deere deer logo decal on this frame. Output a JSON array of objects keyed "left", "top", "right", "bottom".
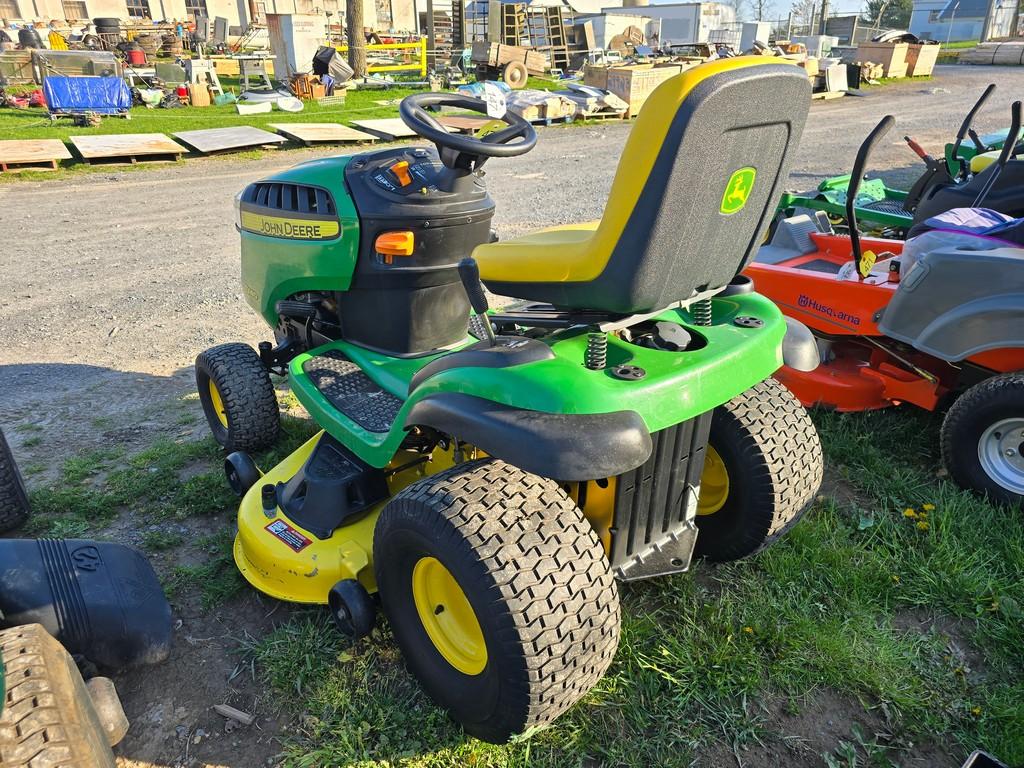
[{"left": 720, "top": 167, "right": 756, "bottom": 215}]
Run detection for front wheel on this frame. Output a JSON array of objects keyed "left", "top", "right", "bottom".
[
  {"left": 374, "top": 460, "right": 620, "bottom": 743},
  {"left": 695, "top": 377, "right": 823, "bottom": 561},
  {"left": 941, "top": 373, "right": 1024, "bottom": 506},
  {"left": 195, "top": 343, "right": 280, "bottom": 453}
]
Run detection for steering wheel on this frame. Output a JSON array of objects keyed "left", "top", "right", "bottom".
[{"left": 399, "top": 92, "right": 537, "bottom": 170}]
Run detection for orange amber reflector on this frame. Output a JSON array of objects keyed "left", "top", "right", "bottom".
[{"left": 375, "top": 231, "right": 415, "bottom": 257}]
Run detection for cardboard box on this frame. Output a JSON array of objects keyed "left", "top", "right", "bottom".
[
  {"left": 854, "top": 42, "right": 908, "bottom": 78},
  {"left": 905, "top": 42, "right": 939, "bottom": 76},
  {"left": 604, "top": 64, "right": 684, "bottom": 117}
]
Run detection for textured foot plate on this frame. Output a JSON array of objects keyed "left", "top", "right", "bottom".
[{"left": 302, "top": 350, "right": 403, "bottom": 433}]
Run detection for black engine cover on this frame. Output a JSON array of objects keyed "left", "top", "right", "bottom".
[{"left": 339, "top": 147, "right": 496, "bottom": 356}]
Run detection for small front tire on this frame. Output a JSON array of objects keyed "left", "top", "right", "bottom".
[
  {"left": 328, "top": 579, "right": 376, "bottom": 639},
  {"left": 941, "top": 373, "right": 1024, "bottom": 506},
  {"left": 195, "top": 343, "right": 280, "bottom": 453},
  {"left": 695, "top": 377, "right": 823, "bottom": 561},
  {"left": 374, "top": 459, "right": 620, "bottom": 743}
]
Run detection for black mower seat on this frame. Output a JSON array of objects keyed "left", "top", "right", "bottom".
[{"left": 473, "top": 57, "right": 811, "bottom": 315}]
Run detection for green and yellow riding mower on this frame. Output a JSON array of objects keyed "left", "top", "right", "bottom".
[
  {"left": 195, "top": 57, "right": 825, "bottom": 742},
  {"left": 778, "top": 83, "right": 1024, "bottom": 234}
]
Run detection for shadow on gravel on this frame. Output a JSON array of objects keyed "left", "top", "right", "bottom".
[{"left": 0, "top": 362, "right": 201, "bottom": 481}]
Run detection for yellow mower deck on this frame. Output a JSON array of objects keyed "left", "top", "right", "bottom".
[{"left": 233, "top": 433, "right": 463, "bottom": 603}]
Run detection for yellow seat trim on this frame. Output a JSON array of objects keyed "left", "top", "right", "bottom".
[
  {"left": 970, "top": 150, "right": 999, "bottom": 174},
  {"left": 474, "top": 56, "right": 792, "bottom": 285}
]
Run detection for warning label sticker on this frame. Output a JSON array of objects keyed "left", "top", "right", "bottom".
[{"left": 265, "top": 519, "right": 312, "bottom": 552}]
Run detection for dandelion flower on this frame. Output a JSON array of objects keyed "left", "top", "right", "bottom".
[
  {"left": 922, "top": 503, "right": 935, "bottom": 511},
  {"left": 971, "top": 706, "right": 982, "bottom": 717},
  {"left": 742, "top": 626, "right": 754, "bottom": 635},
  {"left": 891, "top": 574, "right": 901, "bottom": 583},
  {"left": 903, "top": 508, "right": 917, "bottom": 518},
  {"left": 916, "top": 520, "right": 930, "bottom": 531}
]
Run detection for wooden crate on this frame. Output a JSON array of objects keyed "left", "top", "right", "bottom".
[
  {"left": 471, "top": 41, "right": 547, "bottom": 75},
  {"left": 854, "top": 42, "right": 908, "bottom": 78},
  {"left": 906, "top": 43, "right": 939, "bottom": 76},
  {"left": 604, "top": 64, "right": 684, "bottom": 117}
]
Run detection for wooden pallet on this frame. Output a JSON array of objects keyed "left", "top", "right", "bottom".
[
  {"left": 70, "top": 134, "right": 187, "bottom": 165},
  {"left": 0, "top": 139, "right": 72, "bottom": 172},
  {"left": 577, "top": 110, "right": 629, "bottom": 121},
  {"left": 268, "top": 123, "right": 378, "bottom": 146},
  {"left": 436, "top": 115, "right": 495, "bottom": 134},
  {"left": 171, "top": 126, "right": 287, "bottom": 154}
]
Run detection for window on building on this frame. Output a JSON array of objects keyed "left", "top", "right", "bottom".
[
  {"left": 125, "top": 0, "right": 150, "bottom": 17},
  {"left": 184, "top": 0, "right": 208, "bottom": 17},
  {"left": 928, "top": 10, "right": 941, "bottom": 21},
  {"left": 0, "top": 0, "right": 21, "bottom": 19},
  {"left": 61, "top": 0, "right": 88, "bottom": 19}
]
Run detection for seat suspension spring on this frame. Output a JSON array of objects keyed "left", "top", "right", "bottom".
[
  {"left": 693, "top": 298, "right": 713, "bottom": 326},
  {"left": 585, "top": 333, "right": 607, "bottom": 370}
]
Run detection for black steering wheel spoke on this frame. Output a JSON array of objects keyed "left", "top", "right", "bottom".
[{"left": 398, "top": 92, "right": 538, "bottom": 172}]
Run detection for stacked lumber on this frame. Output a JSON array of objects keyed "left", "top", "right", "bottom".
[
  {"left": 555, "top": 85, "right": 628, "bottom": 119},
  {"left": 505, "top": 90, "right": 577, "bottom": 123}
]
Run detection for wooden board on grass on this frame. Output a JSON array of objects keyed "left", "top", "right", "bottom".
[
  {"left": 171, "top": 126, "right": 287, "bottom": 154},
  {"left": 349, "top": 118, "right": 420, "bottom": 141},
  {"left": 69, "top": 134, "right": 187, "bottom": 164},
  {"left": 0, "top": 139, "right": 72, "bottom": 172},
  {"left": 268, "top": 123, "right": 378, "bottom": 145},
  {"left": 437, "top": 115, "right": 495, "bottom": 134}
]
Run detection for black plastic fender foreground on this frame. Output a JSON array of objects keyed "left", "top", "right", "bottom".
[
  {"left": 782, "top": 317, "right": 820, "bottom": 372},
  {"left": 404, "top": 393, "right": 653, "bottom": 481},
  {"left": 0, "top": 539, "right": 173, "bottom": 670}
]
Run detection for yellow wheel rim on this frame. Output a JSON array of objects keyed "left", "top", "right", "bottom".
[
  {"left": 208, "top": 380, "right": 229, "bottom": 428},
  {"left": 698, "top": 445, "right": 730, "bottom": 516},
  {"left": 411, "top": 556, "right": 487, "bottom": 675}
]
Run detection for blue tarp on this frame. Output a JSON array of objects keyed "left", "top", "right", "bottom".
[{"left": 43, "top": 76, "right": 131, "bottom": 115}]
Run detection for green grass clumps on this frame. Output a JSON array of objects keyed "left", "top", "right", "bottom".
[{"left": 166, "top": 530, "right": 245, "bottom": 609}]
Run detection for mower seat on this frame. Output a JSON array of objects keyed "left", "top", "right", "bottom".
[
  {"left": 971, "top": 150, "right": 999, "bottom": 174},
  {"left": 472, "top": 57, "right": 811, "bottom": 315}
]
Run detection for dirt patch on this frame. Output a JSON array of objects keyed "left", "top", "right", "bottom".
[
  {"left": 699, "top": 688, "right": 953, "bottom": 768},
  {"left": 114, "top": 590, "right": 298, "bottom": 768}
]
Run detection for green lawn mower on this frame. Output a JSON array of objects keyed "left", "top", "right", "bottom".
[
  {"left": 779, "top": 83, "right": 1024, "bottom": 234},
  {"left": 196, "top": 56, "right": 825, "bottom": 742}
]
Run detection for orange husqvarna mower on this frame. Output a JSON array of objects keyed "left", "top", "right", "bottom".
[{"left": 746, "top": 108, "right": 1024, "bottom": 507}]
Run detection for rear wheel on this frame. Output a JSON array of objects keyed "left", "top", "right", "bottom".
[
  {"left": 374, "top": 459, "right": 620, "bottom": 743},
  {"left": 0, "top": 428, "right": 30, "bottom": 533},
  {"left": 195, "top": 343, "right": 280, "bottom": 453},
  {"left": 695, "top": 377, "right": 823, "bottom": 561},
  {"left": 502, "top": 61, "right": 528, "bottom": 89},
  {"left": 0, "top": 624, "right": 122, "bottom": 768},
  {"left": 941, "top": 373, "right": 1024, "bottom": 506}
]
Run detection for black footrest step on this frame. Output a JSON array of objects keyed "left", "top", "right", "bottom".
[
  {"left": 277, "top": 434, "right": 389, "bottom": 539},
  {"left": 303, "top": 350, "right": 403, "bottom": 433}
]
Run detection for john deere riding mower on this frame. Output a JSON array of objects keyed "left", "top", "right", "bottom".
[{"left": 196, "top": 57, "right": 824, "bottom": 742}]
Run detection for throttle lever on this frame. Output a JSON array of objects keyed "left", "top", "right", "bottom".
[{"left": 458, "top": 258, "right": 496, "bottom": 346}]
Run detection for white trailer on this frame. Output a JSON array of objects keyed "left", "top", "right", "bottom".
[{"left": 601, "top": 2, "right": 736, "bottom": 46}]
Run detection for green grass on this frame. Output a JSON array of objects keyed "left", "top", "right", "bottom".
[
  {"left": 13, "top": 391, "right": 1022, "bottom": 764},
  {"left": 940, "top": 40, "right": 979, "bottom": 50},
  {"left": 242, "top": 406, "right": 1022, "bottom": 767}
]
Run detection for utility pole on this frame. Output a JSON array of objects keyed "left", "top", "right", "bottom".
[
  {"left": 818, "top": 0, "right": 828, "bottom": 35},
  {"left": 346, "top": 0, "right": 367, "bottom": 77}
]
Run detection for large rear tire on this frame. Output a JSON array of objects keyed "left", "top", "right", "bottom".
[
  {"left": 695, "top": 377, "right": 823, "bottom": 561},
  {"left": 0, "top": 624, "right": 121, "bottom": 768},
  {"left": 0, "top": 428, "right": 30, "bottom": 534},
  {"left": 374, "top": 459, "right": 620, "bottom": 743},
  {"left": 941, "top": 373, "right": 1024, "bottom": 506},
  {"left": 195, "top": 343, "right": 280, "bottom": 453}
]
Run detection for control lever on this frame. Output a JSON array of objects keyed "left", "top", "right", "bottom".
[
  {"left": 904, "top": 135, "right": 931, "bottom": 163},
  {"left": 458, "top": 258, "right": 496, "bottom": 346}
]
